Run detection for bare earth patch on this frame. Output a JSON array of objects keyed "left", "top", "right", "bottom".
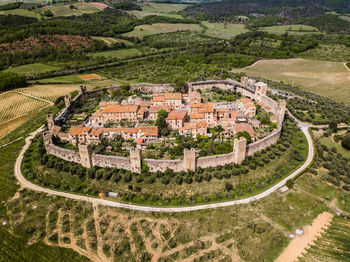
[
  {"left": 78, "top": 74, "right": 102, "bottom": 81},
  {"left": 276, "top": 211, "right": 334, "bottom": 262},
  {"left": 89, "top": 2, "right": 108, "bottom": 10}
]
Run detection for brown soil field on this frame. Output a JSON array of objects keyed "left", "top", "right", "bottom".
[
  {"left": 89, "top": 2, "right": 108, "bottom": 9},
  {"left": 78, "top": 74, "right": 102, "bottom": 81},
  {"left": 276, "top": 212, "right": 333, "bottom": 262}
]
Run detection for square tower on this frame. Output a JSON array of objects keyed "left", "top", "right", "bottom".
[
  {"left": 233, "top": 137, "right": 247, "bottom": 164},
  {"left": 255, "top": 82, "right": 267, "bottom": 101},
  {"left": 184, "top": 148, "right": 196, "bottom": 171},
  {"left": 130, "top": 148, "right": 142, "bottom": 174},
  {"left": 79, "top": 144, "right": 92, "bottom": 168}
]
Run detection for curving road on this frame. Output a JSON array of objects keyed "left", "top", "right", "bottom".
[{"left": 14, "top": 120, "right": 314, "bottom": 213}]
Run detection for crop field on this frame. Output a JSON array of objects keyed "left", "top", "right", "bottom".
[
  {"left": 0, "top": 92, "right": 49, "bottom": 124},
  {"left": 298, "top": 216, "right": 350, "bottom": 262},
  {"left": 202, "top": 21, "right": 248, "bottom": 39},
  {"left": 91, "top": 36, "right": 134, "bottom": 47},
  {"left": 18, "top": 84, "right": 81, "bottom": 102},
  {"left": 237, "top": 58, "right": 350, "bottom": 104},
  {"left": 3, "top": 63, "right": 59, "bottom": 76},
  {"left": 126, "top": 2, "right": 190, "bottom": 19},
  {"left": 122, "top": 23, "right": 202, "bottom": 39},
  {"left": 89, "top": 48, "right": 141, "bottom": 59},
  {"left": 261, "top": 25, "right": 318, "bottom": 35},
  {"left": 35, "top": 75, "right": 85, "bottom": 84}
]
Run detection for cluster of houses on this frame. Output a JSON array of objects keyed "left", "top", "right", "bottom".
[{"left": 51, "top": 87, "right": 276, "bottom": 146}]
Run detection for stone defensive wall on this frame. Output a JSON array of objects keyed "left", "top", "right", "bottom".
[
  {"left": 45, "top": 79, "right": 287, "bottom": 173},
  {"left": 196, "top": 152, "right": 235, "bottom": 169},
  {"left": 246, "top": 122, "right": 282, "bottom": 157},
  {"left": 130, "top": 83, "right": 174, "bottom": 93},
  {"left": 144, "top": 158, "right": 184, "bottom": 173},
  {"left": 44, "top": 133, "right": 81, "bottom": 164},
  {"left": 92, "top": 154, "right": 131, "bottom": 170}
]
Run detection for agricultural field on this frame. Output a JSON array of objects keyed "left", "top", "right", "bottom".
[
  {"left": 35, "top": 75, "right": 86, "bottom": 85},
  {"left": 122, "top": 23, "right": 202, "bottom": 39},
  {"left": 236, "top": 58, "right": 350, "bottom": 104},
  {"left": 89, "top": 48, "right": 141, "bottom": 59},
  {"left": 91, "top": 36, "right": 134, "bottom": 47},
  {"left": 3, "top": 63, "right": 59, "bottom": 76},
  {"left": 261, "top": 25, "right": 319, "bottom": 35},
  {"left": 201, "top": 21, "right": 248, "bottom": 39},
  {"left": 18, "top": 84, "right": 81, "bottom": 102},
  {"left": 126, "top": 2, "right": 190, "bottom": 19},
  {"left": 0, "top": 92, "right": 49, "bottom": 138},
  {"left": 298, "top": 216, "right": 350, "bottom": 262},
  {"left": 32, "top": 3, "right": 102, "bottom": 17}
]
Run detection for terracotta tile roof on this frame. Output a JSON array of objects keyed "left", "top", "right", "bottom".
[
  {"left": 69, "top": 126, "right": 91, "bottom": 136},
  {"left": 99, "top": 101, "right": 117, "bottom": 108},
  {"left": 232, "top": 123, "right": 255, "bottom": 139},
  {"left": 138, "top": 107, "right": 147, "bottom": 115},
  {"left": 139, "top": 126, "right": 158, "bottom": 137},
  {"left": 164, "top": 92, "right": 182, "bottom": 100},
  {"left": 190, "top": 104, "right": 205, "bottom": 108},
  {"left": 103, "top": 105, "right": 139, "bottom": 113},
  {"left": 58, "top": 132, "right": 69, "bottom": 139},
  {"left": 230, "top": 111, "right": 245, "bottom": 118},
  {"left": 180, "top": 121, "right": 207, "bottom": 130},
  {"left": 190, "top": 112, "right": 205, "bottom": 119},
  {"left": 139, "top": 101, "right": 152, "bottom": 107},
  {"left": 239, "top": 97, "right": 253, "bottom": 104},
  {"left": 166, "top": 110, "right": 187, "bottom": 120},
  {"left": 152, "top": 95, "right": 165, "bottom": 102},
  {"left": 270, "top": 115, "right": 278, "bottom": 122},
  {"left": 149, "top": 105, "right": 172, "bottom": 114}
]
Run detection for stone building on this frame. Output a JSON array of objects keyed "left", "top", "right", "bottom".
[{"left": 166, "top": 110, "right": 188, "bottom": 130}]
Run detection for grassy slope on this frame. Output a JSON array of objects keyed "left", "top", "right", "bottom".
[
  {"left": 0, "top": 109, "right": 89, "bottom": 261},
  {"left": 33, "top": 3, "right": 100, "bottom": 17},
  {"left": 126, "top": 2, "right": 190, "bottom": 19},
  {"left": 89, "top": 48, "right": 141, "bottom": 59},
  {"left": 3, "top": 63, "right": 59, "bottom": 76},
  {"left": 319, "top": 135, "right": 350, "bottom": 158},
  {"left": 237, "top": 58, "right": 350, "bottom": 104},
  {"left": 122, "top": 23, "right": 201, "bottom": 39},
  {"left": 202, "top": 21, "right": 248, "bottom": 39},
  {"left": 261, "top": 24, "right": 319, "bottom": 35}
]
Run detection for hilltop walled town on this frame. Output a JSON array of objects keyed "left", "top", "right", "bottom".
[{"left": 44, "top": 77, "right": 286, "bottom": 173}]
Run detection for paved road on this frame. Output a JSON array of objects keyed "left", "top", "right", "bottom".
[{"left": 14, "top": 120, "right": 314, "bottom": 213}]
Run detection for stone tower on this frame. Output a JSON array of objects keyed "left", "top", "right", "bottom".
[
  {"left": 255, "top": 82, "right": 267, "bottom": 101},
  {"left": 79, "top": 85, "right": 87, "bottom": 100},
  {"left": 64, "top": 95, "right": 71, "bottom": 108},
  {"left": 278, "top": 100, "right": 287, "bottom": 123},
  {"left": 240, "top": 76, "right": 248, "bottom": 87},
  {"left": 130, "top": 148, "right": 142, "bottom": 174},
  {"left": 233, "top": 137, "right": 247, "bottom": 164},
  {"left": 79, "top": 144, "right": 92, "bottom": 168},
  {"left": 47, "top": 114, "right": 55, "bottom": 131},
  {"left": 184, "top": 148, "right": 196, "bottom": 171},
  {"left": 43, "top": 132, "right": 52, "bottom": 154}
]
